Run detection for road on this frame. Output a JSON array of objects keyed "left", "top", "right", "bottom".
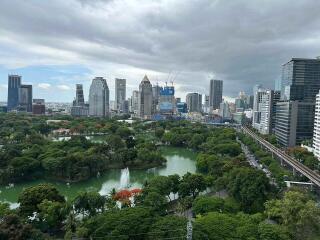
[{"left": 242, "top": 126, "right": 320, "bottom": 187}]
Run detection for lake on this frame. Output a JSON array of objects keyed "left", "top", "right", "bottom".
[{"left": 0, "top": 147, "right": 197, "bottom": 204}]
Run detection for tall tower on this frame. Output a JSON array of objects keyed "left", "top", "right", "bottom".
[
  {"left": 138, "top": 75, "right": 153, "bottom": 119},
  {"left": 89, "top": 77, "right": 109, "bottom": 117},
  {"left": 75, "top": 84, "right": 85, "bottom": 106},
  {"left": 7, "top": 75, "right": 21, "bottom": 111},
  {"left": 115, "top": 78, "right": 126, "bottom": 112},
  {"left": 275, "top": 58, "right": 320, "bottom": 147},
  {"left": 18, "top": 84, "right": 33, "bottom": 112},
  {"left": 209, "top": 79, "right": 223, "bottom": 110},
  {"left": 186, "top": 93, "right": 202, "bottom": 113}
]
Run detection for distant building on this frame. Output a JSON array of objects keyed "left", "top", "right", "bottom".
[
  {"left": 209, "top": 79, "right": 223, "bottom": 110},
  {"left": 115, "top": 78, "right": 126, "bottom": 112},
  {"left": 121, "top": 100, "right": 129, "bottom": 114},
  {"left": 71, "top": 84, "right": 88, "bottom": 117},
  {"left": 152, "top": 84, "right": 162, "bottom": 113},
  {"left": 159, "top": 85, "right": 175, "bottom": 115},
  {"left": 259, "top": 90, "right": 280, "bottom": 134},
  {"left": 18, "top": 84, "right": 33, "bottom": 112},
  {"left": 0, "top": 106, "right": 7, "bottom": 113},
  {"left": 7, "top": 75, "right": 21, "bottom": 111},
  {"left": 252, "top": 86, "right": 265, "bottom": 130},
  {"left": 186, "top": 93, "right": 202, "bottom": 113},
  {"left": 89, "top": 77, "right": 110, "bottom": 117},
  {"left": 74, "top": 84, "right": 85, "bottom": 106},
  {"left": 219, "top": 101, "right": 231, "bottom": 119},
  {"left": 131, "top": 90, "right": 139, "bottom": 114},
  {"left": 138, "top": 75, "right": 153, "bottom": 119},
  {"left": 176, "top": 102, "right": 188, "bottom": 113},
  {"left": 32, "top": 99, "right": 45, "bottom": 115}
]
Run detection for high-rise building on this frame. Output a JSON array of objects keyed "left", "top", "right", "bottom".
[
  {"left": 138, "top": 75, "right": 153, "bottom": 119},
  {"left": 275, "top": 58, "right": 320, "bottom": 147},
  {"left": 258, "top": 90, "right": 280, "bottom": 134},
  {"left": 7, "top": 75, "right": 21, "bottom": 111},
  {"left": 18, "top": 84, "right": 33, "bottom": 112},
  {"left": 131, "top": 90, "right": 139, "bottom": 114},
  {"left": 219, "top": 101, "right": 231, "bottom": 119},
  {"left": 115, "top": 78, "right": 126, "bottom": 112},
  {"left": 176, "top": 102, "right": 188, "bottom": 113},
  {"left": 159, "top": 85, "right": 175, "bottom": 114},
  {"left": 186, "top": 93, "right": 202, "bottom": 113},
  {"left": 32, "top": 99, "right": 45, "bottom": 115},
  {"left": 152, "top": 84, "right": 162, "bottom": 113},
  {"left": 252, "top": 86, "right": 265, "bottom": 130},
  {"left": 75, "top": 84, "right": 85, "bottom": 106},
  {"left": 281, "top": 58, "right": 320, "bottom": 102},
  {"left": 313, "top": 91, "right": 320, "bottom": 159},
  {"left": 89, "top": 77, "right": 110, "bottom": 117},
  {"left": 275, "top": 101, "right": 315, "bottom": 147},
  {"left": 203, "top": 95, "right": 210, "bottom": 113},
  {"left": 209, "top": 79, "right": 223, "bottom": 110},
  {"left": 71, "top": 84, "right": 89, "bottom": 117}
]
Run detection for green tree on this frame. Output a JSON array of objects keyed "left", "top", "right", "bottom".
[
  {"left": 178, "top": 173, "right": 207, "bottom": 198},
  {"left": 226, "top": 167, "right": 271, "bottom": 213},
  {"left": 192, "top": 196, "right": 224, "bottom": 215},
  {"left": 265, "top": 190, "right": 320, "bottom": 240},
  {"left": 147, "top": 216, "right": 187, "bottom": 240},
  {"left": 18, "top": 183, "right": 65, "bottom": 217},
  {"left": 0, "top": 214, "right": 44, "bottom": 240},
  {"left": 73, "top": 191, "right": 106, "bottom": 217}
]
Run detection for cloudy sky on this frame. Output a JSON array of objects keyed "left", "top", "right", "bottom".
[{"left": 0, "top": 0, "right": 320, "bottom": 102}]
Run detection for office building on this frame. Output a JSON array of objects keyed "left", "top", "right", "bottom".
[
  {"left": 71, "top": 84, "right": 89, "bottom": 117},
  {"left": 74, "top": 84, "right": 85, "bottom": 106},
  {"left": 209, "top": 79, "right": 223, "bottom": 110},
  {"left": 252, "top": 86, "right": 266, "bottom": 130},
  {"left": 159, "top": 85, "right": 175, "bottom": 114},
  {"left": 89, "top": 77, "right": 110, "bottom": 117},
  {"left": 259, "top": 90, "right": 280, "bottom": 134},
  {"left": 275, "top": 101, "right": 315, "bottom": 147},
  {"left": 18, "top": 84, "right": 33, "bottom": 112},
  {"left": 203, "top": 95, "right": 210, "bottom": 113},
  {"left": 219, "top": 101, "right": 231, "bottom": 119},
  {"left": 32, "top": 99, "right": 45, "bottom": 115},
  {"left": 152, "top": 84, "right": 162, "bottom": 113},
  {"left": 115, "top": 78, "right": 126, "bottom": 112},
  {"left": 177, "top": 102, "right": 188, "bottom": 113},
  {"left": 131, "top": 90, "right": 139, "bottom": 114},
  {"left": 138, "top": 75, "right": 153, "bottom": 119},
  {"left": 275, "top": 58, "right": 320, "bottom": 147},
  {"left": 7, "top": 75, "right": 21, "bottom": 111},
  {"left": 186, "top": 93, "right": 202, "bottom": 113},
  {"left": 313, "top": 91, "right": 320, "bottom": 159}
]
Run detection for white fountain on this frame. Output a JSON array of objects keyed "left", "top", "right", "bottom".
[{"left": 119, "top": 167, "right": 130, "bottom": 189}]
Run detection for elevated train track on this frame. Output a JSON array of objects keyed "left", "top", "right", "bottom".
[{"left": 241, "top": 126, "right": 320, "bottom": 187}]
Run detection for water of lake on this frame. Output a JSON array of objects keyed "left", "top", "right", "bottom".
[{"left": 0, "top": 147, "right": 197, "bottom": 204}]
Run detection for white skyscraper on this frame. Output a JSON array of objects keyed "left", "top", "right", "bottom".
[
  {"left": 313, "top": 90, "right": 320, "bottom": 159},
  {"left": 89, "top": 77, "right": 110, "bottom": 117}
]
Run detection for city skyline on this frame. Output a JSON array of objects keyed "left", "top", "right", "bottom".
[{"left": 1, "top": 1, "right": 320, "bottom": 102}]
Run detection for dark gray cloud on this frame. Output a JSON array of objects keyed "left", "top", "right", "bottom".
[{"left": 1, "top": 0, "right": 320, "bottom": 98}]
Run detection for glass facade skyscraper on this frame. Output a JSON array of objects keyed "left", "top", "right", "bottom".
[
  {"left": 275, "top": 58, "right": 320, "bottom": 147},
  {"left": 89, "top": 77, "right": 110, "bottom": 117},
  {"left": 209, "top": 79, "right": 223, "bottom": 110},
  {"left": 7, "top": 75, "right": 21, "bottom": 111}
]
